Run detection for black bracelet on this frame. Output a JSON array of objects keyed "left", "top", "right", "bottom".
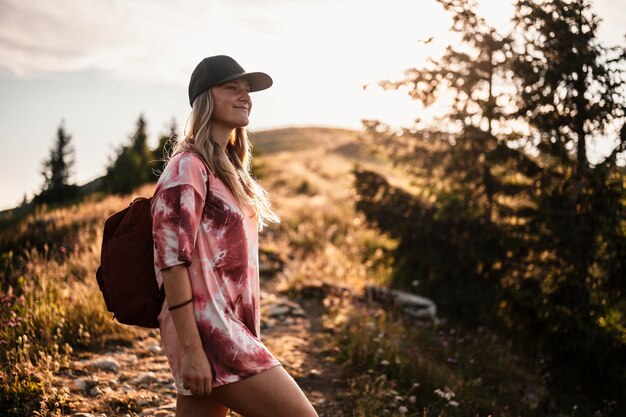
[{"left": 168, "top": 298, "right": 193, "bottom": 311}]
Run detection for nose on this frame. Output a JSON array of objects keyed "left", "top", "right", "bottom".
[{"left": 239, "top": 91, "right": 251, "bottom": 103}]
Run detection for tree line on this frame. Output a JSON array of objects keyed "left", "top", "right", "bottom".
[
  {"left": 32, "top": 115, "right": 177, "bottom": 206},
  {"left": 355, "top": 0, "right": 624, "bottom": 412}
]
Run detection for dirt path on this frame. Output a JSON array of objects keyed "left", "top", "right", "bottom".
[
  {"left": 54, "top": 273, "right": 352, "bottom": 416},
  {"left": 260, "top": 276, "right": 352, "bottom": 417}
]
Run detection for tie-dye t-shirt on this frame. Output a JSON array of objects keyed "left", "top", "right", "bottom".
[{"left": 151, "top": 150, "right": 281, "bottom": 394}]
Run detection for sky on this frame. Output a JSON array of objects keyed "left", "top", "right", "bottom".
[{"left": 0, "top": 0, "right": 625, "bottom": 210}]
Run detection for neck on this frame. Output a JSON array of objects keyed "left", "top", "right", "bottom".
[{"left": 211, "top": 124, "right": 234, "bottom": 150}]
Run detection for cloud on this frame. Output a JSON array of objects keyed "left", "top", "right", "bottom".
[
  {"left": 0, "top": 0, "right": 129, "bottom": 74},
  {"left": 0, "top": 0, "right": 233, "bottom": 84},
  {"left": 0, "top": 0, "right": 332, "bottom": 85}
]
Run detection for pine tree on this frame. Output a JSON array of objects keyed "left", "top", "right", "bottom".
[
  {"left": 36, "top": 120, "right": 77, "bottom": 204},
  {"left": 105, "top": 115, "right": 155, "bottom": 194},
  {"left": 370, "top": 0, "right": 541, "bottom": 224},
  {"left": 512, "top": 0, "right": 625, "bottom": 177},
  {"left": 508, "top": 0, "right": 626, "bottom": 399}
]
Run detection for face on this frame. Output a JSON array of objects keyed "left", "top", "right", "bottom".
[{"left": 210, "top": 77, "right": 252, "bottom": 129}]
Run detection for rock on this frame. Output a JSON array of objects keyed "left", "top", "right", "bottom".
[
  {"left": 89, "top": 386, "right": 103, "bottom": 396},
  {"left": 91, "top": 358, "right": 121, "bottom": 372},
  {"left": 267, "top": 304, "right": 291, "bottom": 317},
  {"left": 365, "top": 285, "right": 437, "bottom": 320},
  {"left": 124, "top": 354, "right": 138, "bottom": 362},
  {"left": 149, "top": 343, "right": 162, "bottom": 353},
  {"left": 120, "top": 382, "right": 133, "bottom": 393},
  {"left": 73, "top": 413, "right": 95, "bottom": 417},
  {"left": 71, "top": 379, "right": 89, "bottom": 393},
  {"left": 136, "top": 394, "right": 155, "bottom": 406},
  {"left": 266, "top": 298, "right": 306, "bottom": 319},
  {"left": 72, "top": 377, "right": 99, "bottom": 393},
  {"left": 132, "top": 371, "right": 158, "bottom": 385}
]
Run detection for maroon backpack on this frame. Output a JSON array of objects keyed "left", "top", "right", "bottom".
[{"left": 96, "top": 196, "right": 165, "bottom": 328}]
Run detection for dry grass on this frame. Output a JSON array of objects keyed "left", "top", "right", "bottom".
[{"left": 0, "top": 185, "right": 154, "bottom": 415}]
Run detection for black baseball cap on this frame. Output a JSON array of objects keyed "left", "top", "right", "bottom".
[{"left": 188, "top": 55, "right": 273, "bottom": 107}]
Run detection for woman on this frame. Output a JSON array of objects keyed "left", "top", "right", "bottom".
[{"left": 151, "top": 55, "right": 319, "bottom": 417}]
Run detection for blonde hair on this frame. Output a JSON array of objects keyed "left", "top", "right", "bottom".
[{"left": 166, "top": 89, "right": 279, "bottom": 229}]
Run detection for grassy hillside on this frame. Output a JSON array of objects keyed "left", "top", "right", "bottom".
[{"left": 252, "top": 126, "right": 364, "bottom": 155}]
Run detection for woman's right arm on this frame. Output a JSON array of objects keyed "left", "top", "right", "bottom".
[{"left": 161, "top": 264, "right": 213, "bottom": 396}]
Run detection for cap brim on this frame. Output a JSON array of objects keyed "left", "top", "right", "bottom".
[{"left": 215, "top": 72, "right": 273, "bottom": 92}]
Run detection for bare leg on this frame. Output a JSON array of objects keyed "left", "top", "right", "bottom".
[
  {"left": 210, "top": 365, "right": 318, "bottom": 417},
  {"left": 176, "top": 393, "right": 230, "bottom": 417}
]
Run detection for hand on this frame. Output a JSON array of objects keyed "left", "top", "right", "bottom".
[{"left": 180, "top": 346, "right": 213, "bottom": 396}]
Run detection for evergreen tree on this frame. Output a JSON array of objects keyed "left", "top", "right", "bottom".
[
  {"left": 371, "top": 0, "right": 540, "bottom": 224},
  {"left": 512, "top": 0, "right": 625, "bottom": 177},
  {"left": 36, "top": 120, "right": 77, "bottom": 204},
  {"left": 105, "top": 115, "right": 154, "bottom": 194},
  {"left": 507, "top": 0, "right": 626, "bottom": 399}
]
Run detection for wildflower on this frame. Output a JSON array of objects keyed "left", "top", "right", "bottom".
[
  {"left": 394, "top": 395, "right": 404, "bottom": 402},
  {"left": 449, "top": 400, "right": 460, "bottom": 407},
  {"left": 380, "top": 359, "right": 390, "bottom": 366},
  {"left": 398, "top": 406, "right": 408, "bottom": 414},
  {"left": 434, "top": 387, "right": 455, "bottom": 401},
  {"left": 409, "top": 395, "right": 416, "bottom": 403}
]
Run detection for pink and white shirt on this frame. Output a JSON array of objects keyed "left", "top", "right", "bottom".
[{"left": 151, "top": 150, "right": 280, "bottom": 394}]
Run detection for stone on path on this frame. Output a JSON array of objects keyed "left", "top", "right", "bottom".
[
  {"left": 132, "top": 371, "right": 158, "bottom": 385},
  {"left": 72, "top": 378, "right": 98, "bottom": 393},
  {"left": 90, "top": 357, "right": 121, "bottom": 373}
]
